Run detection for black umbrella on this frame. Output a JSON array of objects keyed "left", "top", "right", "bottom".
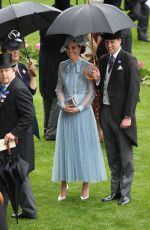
[
  {"left": 47, "top": 3, "right": 136, "bottom": 37},
  {"left": 0, "top": 144, "right": 29, "bottom": 224},
  {"left": 0, "top": 1, "right": 61, "bottom": 40}
]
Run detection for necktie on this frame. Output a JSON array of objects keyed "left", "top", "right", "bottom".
[
  {"left": 108, "top": 55, "right": 115, "bottom": 73},
  {"left": 0, "top": 85, "right": 5, "bottom": 93}
]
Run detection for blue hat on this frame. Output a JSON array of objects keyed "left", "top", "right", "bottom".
[{"left": 60, "top": 35, "right": 87, "bottom": 53}]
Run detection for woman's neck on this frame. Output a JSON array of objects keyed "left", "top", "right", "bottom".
[{"left": 70, "top": 56, "right": 80, "bottom": 63}]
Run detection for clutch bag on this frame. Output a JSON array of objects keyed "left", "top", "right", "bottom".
[{"left": 66, "top": 95, "right": 79, "bottom": 107}]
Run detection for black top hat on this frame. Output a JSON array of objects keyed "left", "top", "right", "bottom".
[
  {"left": 0, "top": 54, "right": 16, "bottom": 68},
  {"left": 1, "top": 30, "right": 24, "bottom": 52},
  {"left": 101, "top": 31, "right": 122, "bottom": 40}
]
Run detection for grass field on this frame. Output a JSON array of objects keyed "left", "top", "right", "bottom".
[{"left": 1, "top": 0, "right": 150, "bottom": 229}]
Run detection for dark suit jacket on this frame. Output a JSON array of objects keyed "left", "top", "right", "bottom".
[
  {"left": 99, "top": 49, "right": 140, "bottom": 146},
  {"left": 39, "top": 33, "right": 68, "bottom": 98},
  {"left": 0, "top": 77, "right": 35, "bottom": 172}
]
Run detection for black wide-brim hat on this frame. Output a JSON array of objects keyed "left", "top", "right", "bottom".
[
  {"left": 3, "top": 40, "right": 24, "bottom": 51},
  {"left": 1, "top": 30, "right": 24, "bottom": 52},
  {"left": 101, "top": 31, "right": 122, "bottom": 40},
  {"left": 0, "top": 53, "right": 16, "bottom": 68}
]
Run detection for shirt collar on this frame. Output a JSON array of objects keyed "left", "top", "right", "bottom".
[{"left": 4, "top": 83, "right": 10, "bottom": 89}]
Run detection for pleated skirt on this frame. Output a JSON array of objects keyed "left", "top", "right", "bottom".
[{"left": 52, "top": 106, "right": 107, "bottom": 182}]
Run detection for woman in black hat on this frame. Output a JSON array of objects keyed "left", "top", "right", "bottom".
[{"left": 1, "top": 30, "right": 37, "bottom": 96}]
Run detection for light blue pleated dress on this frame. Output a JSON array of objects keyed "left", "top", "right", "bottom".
[{"left": 52, "top": 58, "right": 107, "bottom": 182}]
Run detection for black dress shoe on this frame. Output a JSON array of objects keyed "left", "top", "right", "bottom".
[
  {"left": 118, "top": 196, "right": 130, "bottom": 205},
  {"left": 11, "top": 212, "right": 36, "bottom": 219},
  {"left": 101, "top": 193, "right": 121, "bottom": 202}
]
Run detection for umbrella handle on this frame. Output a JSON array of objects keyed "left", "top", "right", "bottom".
[
  {"left": 84, "top": 34, "right": 97, "bottom": 80},
  {"left": 22, "top": 44, "right": 36, "bottom": 77},
  {"left": 6, "top": 142, "right": 11, "bottom": 155},
  {"left": 6, "top": 137, "right": 18, "bottom": 155},
  {"left": 23, "top": 44, "right": 30, "bottom": 61}
]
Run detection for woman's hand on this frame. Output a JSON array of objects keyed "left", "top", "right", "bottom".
[{"left": 64, "top": 105, "right": 79, "bottom": 113}]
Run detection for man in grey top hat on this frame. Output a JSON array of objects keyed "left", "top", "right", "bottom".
[
  {"left": 0, "top": 53, "right": 37, "bottom": 218},
  {"left": 93, "top": 31, "right": 140, "bottom": 205}
]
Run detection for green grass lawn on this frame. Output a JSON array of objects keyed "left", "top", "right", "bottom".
[{"left": 1, "top": 0, "right": 150, "bottom": 229}]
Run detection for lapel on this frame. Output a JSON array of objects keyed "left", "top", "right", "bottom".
[
  {"left": 7, "top": 77, "right": 16, "bottom": 92},
  {"left": 108, "top": 49, "right": 123, "bottom": 85},
  {"left": 0, "top": 78, "right": 16, "bottom": 109}
]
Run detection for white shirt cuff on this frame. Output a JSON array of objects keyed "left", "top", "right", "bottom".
[{"left": 95, "top": 80, "right": 100, "bottom": 86}]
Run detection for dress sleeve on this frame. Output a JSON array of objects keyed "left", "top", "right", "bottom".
[
  {"left": 55, "top": 64, "right": 65, "bottom": 109},
  {"left": 78, "top": 80, "right": 95, "bottom": 112}
]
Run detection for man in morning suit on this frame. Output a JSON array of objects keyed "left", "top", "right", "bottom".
[
  {"left": 93, "top": 31, "right": 140, "bottom": 205},
  {"left": 0, "top": 53, "right": 37, "bottom": 218}
]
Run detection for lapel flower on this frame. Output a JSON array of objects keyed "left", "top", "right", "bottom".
[
  {"left": 117, "top": 65, "right": 123, "bottom": 70},
  {"left": 22, "top": 69, "right": 26, "bottom": 74},
  {"left": 0, "top": 90, "right": 10, "bottom": 103}
]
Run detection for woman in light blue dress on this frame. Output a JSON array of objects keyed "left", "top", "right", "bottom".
[{"left": 52, "top": 35, "right": 107, "bottom": 201}]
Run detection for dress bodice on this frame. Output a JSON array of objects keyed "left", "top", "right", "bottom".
[{"left": 56, "top": 58, "right": 95, "bottom": 111}]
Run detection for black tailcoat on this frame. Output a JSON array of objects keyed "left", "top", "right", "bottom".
[
  {"left": 0, "top": 77, "right": 35, "bottom": 172},
  {"left": 99, "top": 49, "right": 140, "bottom": 146}
]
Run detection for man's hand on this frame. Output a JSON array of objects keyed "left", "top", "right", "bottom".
[
  {"left": 120, "top": 117, "right": 132, "bottom": 129},
  {"left": 4, "top": 133, "right": 16, "bottom": 144},
  {"left": 92, "top": 66, "right": 101, "bottom": 82}
]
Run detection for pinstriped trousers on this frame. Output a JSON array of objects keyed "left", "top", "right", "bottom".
[{"left": 101, "top": 105, "right": 134, "bottom": 198}]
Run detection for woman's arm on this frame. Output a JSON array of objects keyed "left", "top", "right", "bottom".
[
  {"left": 78, "top": 79, "right": 95, "bottom": 112},
  {"left": 55, "top": 64, "right": 65, "bottom": 109}
]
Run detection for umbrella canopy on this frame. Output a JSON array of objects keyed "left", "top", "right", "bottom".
[
  {"left": 0, "top": 1, "right": 61, "bottom": 40},
  {"left": 47, "top": 3, "right": 136, "bottom": 37}
]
